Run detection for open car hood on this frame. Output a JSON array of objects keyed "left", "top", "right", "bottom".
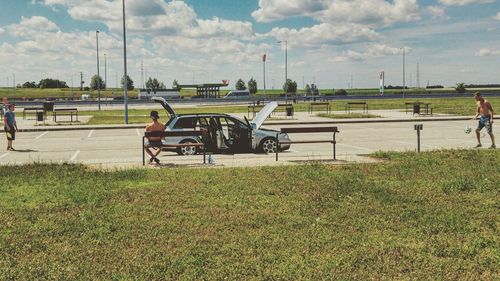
[
  {"left": 151, "top": 97, "right": 176, "bottom": 117},
  {"left": 251, "top": 101, "right": 277, "bottom": 129}
]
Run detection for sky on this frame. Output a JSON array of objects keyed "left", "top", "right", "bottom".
[{"left": 0, "top": 0, "right": 499, "bottom": 90}]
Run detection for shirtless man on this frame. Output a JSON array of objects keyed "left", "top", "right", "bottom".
[{"left": 473, "top": 92, "right": 495, "bottom": 149}]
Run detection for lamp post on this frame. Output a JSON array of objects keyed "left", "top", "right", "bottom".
[
  {"left": 96, "top": 30, "right": 101, "bottom": 110},
  {"left": 277, "top": 40, "right": 287, "bottom": 99},
  {"left": 104, "top": 53, "right": 107, "bottom": 104},
  {"left": 402, "top": 47, "right": 406, "bottom": 100},
  {"left": 262, "top": 54, "right": 266, "bottom": 96},
  {"left": 122, "top": 0, "right": 129, "bottom": 124}
]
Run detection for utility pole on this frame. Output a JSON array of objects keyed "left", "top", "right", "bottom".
[
  {"left": 80, "top": 72, "right": 83, "bottom": 91},
  {"left": 96, "top": 30, "right": 101, "bottom": 111},
  {"left": 416, "top": 62, "right": 420, "bottom": 89},
  {"left": 122, "top": 0, "right": 129, "bottom": 124},
  {"left": 263, "top": 54, "right": 267, "bottom": 96},
  {"left": 402, "top": 47, "right": 406, "bottom": 99},
  {"left": 104, "top": 53, "right": 107, "bottom": 103},
  {"left": 141, "top": 60, "right": 144, "bottom": 89}
]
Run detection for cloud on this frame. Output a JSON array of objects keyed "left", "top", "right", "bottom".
[
  {"left": 330, "top": 44, "right": 405, "bottom": 62},
  {"left": 265, "top": 23, "right": 381, "bottom": 47},
  {"left": 439, "top": 0, "right": 494, "bottom": 6},
  {"left": 476, "top": 48, "right": 500, "bottom": 56},
  {"left": 7, "top": 16, "right": 59, "bottom": 37},
  {"left": 494, "top": 12, "right": 500, "bottom": 20},
  {"left": 0, "top": 27, "right": 4, "bottom": 35},
  {"left": 252, "top": 0, "right": 420, "bottom": 27},
  {"left": 427, "top": 6, "right": 449, "bottom": 19}
]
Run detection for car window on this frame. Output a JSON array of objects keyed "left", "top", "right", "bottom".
[{"left": 173, "top": 117, "right": 196, "bottom": 129}]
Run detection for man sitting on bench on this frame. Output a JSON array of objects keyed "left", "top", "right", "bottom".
[{"left": 144, "top": 110, "right": 164, "bottom": 164}]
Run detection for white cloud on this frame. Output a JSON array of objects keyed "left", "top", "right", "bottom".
[
  {"left": 476, "top": 48, "right": 500, "bottom": 56},
  {"left": 252, "top": 0, "right": 420, "bottom": 27},
  {"left": 439, "top": 0, "right": 494, "bottom": 6},
  {"left": 265, "top": 23, "right": 381, "bottom": 47},
  {"left": 427, "top": 6, "right": 449, "bottom": 19},
  {"left": 494, "top": 12, "right": 500, "bottom": 20},
  {"left": 330, "top": 44, "right": 406, "bottom": 62},
  {"left": 7, "top": 16, "right": 59, "bottom": 37},
  {"left": 0, "top": 27, "right": 4, "bottom": 35}
]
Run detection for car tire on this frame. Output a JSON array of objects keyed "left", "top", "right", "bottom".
[
  {"left": 177, "top": 139, "right": 199, "bottom": 155},
  {"left": 260, "top": 137, "right": 277, "bottom": 154}
]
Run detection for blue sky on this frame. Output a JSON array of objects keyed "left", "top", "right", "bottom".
[{"left": 0, "top": 0, "right": 499, "bottom": 89}]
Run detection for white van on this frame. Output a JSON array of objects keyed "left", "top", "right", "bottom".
[{"left": 223, "top": 90, "right": 250, "bottom": 99}]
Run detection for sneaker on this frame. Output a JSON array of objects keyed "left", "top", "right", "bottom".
[
  {"left": 153, "top": 158, "right": 160, "bottom": 164},
  {"left": 7, "top": 147, "right": 15, "bottom": 151},
  {"left": 489, "top": 144, "right": 496, "bottom": 149},
  {"left": 474, "top": 144, "right": 482, "bottom": 148}
]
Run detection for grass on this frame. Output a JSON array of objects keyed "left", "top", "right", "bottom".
[
  {"left": 81, "top": 96, "right": 500, "bottom": 125},
  {"left": 0, "top": 149, "right": 498, "bottom": 279}
]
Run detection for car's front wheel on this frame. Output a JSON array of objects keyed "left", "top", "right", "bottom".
[
  {"left": 177, "top": 139, "right": 199, "bottom": 155},
  {"left": 260, "top": 137, "right": 277, "bottom": 154}
]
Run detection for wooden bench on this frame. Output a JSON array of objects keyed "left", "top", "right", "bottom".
[
  {"left": 53, "top": 108, "right": 78, "bottom": 122},
  {"left": 142, "top": 130, "right": 207, "bottom": 165},
  {"left": 345, "top": 102, "right": 368, "bottom": 113},
  {"left": 22, "top": 107, "right": 44, "bottom": 119},
  {"left": 404, "top": 102, "right": 432, "bottom": 115},
  {"left": 308, "top": 102, "right": 331, "bottom": 114},
  {"left": 275, "top": 126, "right": 340, "bottom": 161},
  {"left": 247, "top": 104, "right": 265, "bottom": 118}
]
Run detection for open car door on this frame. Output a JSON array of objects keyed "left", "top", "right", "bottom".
[
  {"left": 151, "top": 97, "right": 176, "bottom": 119},
  {"left": 251, "top": 101, "right": 278, "bottom": 129}
]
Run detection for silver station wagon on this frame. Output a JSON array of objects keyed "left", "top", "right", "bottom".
[{"left": 152, "top": 97, "right": 291, "bottom": 155}]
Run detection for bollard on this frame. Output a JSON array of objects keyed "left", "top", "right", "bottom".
[{"left": 414, "top": 124, "right": 423, "bottom": 152}]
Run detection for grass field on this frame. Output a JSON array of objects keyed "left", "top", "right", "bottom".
[
  {"left": 81, "top": 96, "right": 500, "bottom": 125},
  {"left": 0, "top": 150, "right": 498, "bottom": 279}
]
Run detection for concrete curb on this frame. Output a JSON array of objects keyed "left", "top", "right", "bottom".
[{"left": 3, "top": 116, "right": 497, "bottom": 133}]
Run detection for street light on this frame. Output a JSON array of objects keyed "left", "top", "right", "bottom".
[
  {"left": 104, "top": 53, "right": 107, "bottom": 104},
  {"left": 401, "top": 46, "right": 406, "bottom": 100},
  {"left": 277, "top": 40, "right": 287, "bottom": 85},
  {"left": 122, "top": 0, "right": 129, "bottom": 124},
  {"left": 96, "top": 30, "right": 101, "bottom": 110}
]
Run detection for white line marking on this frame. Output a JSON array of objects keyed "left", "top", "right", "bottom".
[
  {"left": 35, "top": 131, "right": 48, "bottom": 140},
  {"left": 70, "top": 150, "right": 80, "bottom": 161},
  {"left": 0, "top": 152, "right": 10, "bottom": 160},
  {"left": 338, "top": 143, "right": 372, "bottom": 151},
  {"left": 87, "top": 130, "right": 94, "bottom": 138},
  {"left": 135, "top": 128, "right": 141, "bottom": 137},
  {"left": 390, "top": 140, "right": 435, "bottom": 148}
]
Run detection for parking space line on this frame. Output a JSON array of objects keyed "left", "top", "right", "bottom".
[
  {"left": 0, "top": 152, "right": 9, "bottom": 160},
  {"left": 35, "top": 131, "right": 49, "bottom": 140},
  {"left": 338, "top": 143, "right": 372, "bottom": 151},
  {"left": 87, "top": 130, "right": 94, "bottom": 138},
  {"left": 70, "top": 150, "right": 80, "bottom": 161},
  {"left": 390, "top": 140, "right": 435, "bottom": 148},
  {"left": 135, "top": 128, "right": 141, "bottom": 137}
]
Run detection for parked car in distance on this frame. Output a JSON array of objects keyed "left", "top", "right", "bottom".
[
  {"left": 152, "top": 97, "right": 291, "bottom": 155},
  {"left": 223, "top": 90, "right": 251, "bottom": 99}
]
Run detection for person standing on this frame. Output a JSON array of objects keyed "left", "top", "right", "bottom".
[
  {"left": 473, "top": 92, "right": 495, "bottom": 149},
  {"left": 4, "top": 103, "right": 18, "bottom": 151},
  {"left": 144, "top": 110, "right": 164, "bottom": 164}
]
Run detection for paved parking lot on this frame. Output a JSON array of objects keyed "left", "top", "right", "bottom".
[{"left": 0, "top": 119, "right": 494, "bottom": 168}]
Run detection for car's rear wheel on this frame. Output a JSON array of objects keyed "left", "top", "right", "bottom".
[
  {"left": 177, "top": 139, "right": 199, "bottom": 155},
  {"left": 260, "top": 137, "right": 277, "bottom": 154}
]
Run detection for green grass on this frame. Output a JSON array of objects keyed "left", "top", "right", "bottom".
[
  {"left": 0, "top": 150, "right": 498, "bottom": 279},
  {"left": 318, "top": 113, "right": 381, "bottom": 119}
]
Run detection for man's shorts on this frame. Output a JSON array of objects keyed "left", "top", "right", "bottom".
[
  {"left": 4, "top": 128, "right": 15, "bottom": 140},
  {"left": 145, "top": 140, "right": 163, "bottom": 148},
  {"left": 477, "top": 115, "right": 493, "bottom": 134}
]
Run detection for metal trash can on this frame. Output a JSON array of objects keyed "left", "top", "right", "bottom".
[
  {"left": 286, "top": 107, "right": 293, "bottom": 117},
  {"left": 413, "top": 103, "right": 420, "bottom": 114},
  {"left": 36, "top": 111, "right": 44, "bottom": 122},
  {"left": 43, "top": 101, "right": 54, "bottom": 112}
]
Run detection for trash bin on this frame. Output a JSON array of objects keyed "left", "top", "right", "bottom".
[
  {"left": 36, "top": 111, "right": 44, "bottom": 122},
  {"left": 43, "top": 101, "right": 54, "bottom": 112},
  {"left": 286, "top": 107, "right": 293, "bottom": 117},
  {"left": 413, "top": 103, "right": 420, "bottom": 115}
]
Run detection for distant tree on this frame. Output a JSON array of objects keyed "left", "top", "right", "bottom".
[
  {"left": 235, "top": 79, "right": 246, "bottom": 90},
  {"left": 121, "top": 75, "right": 135, "bottom": 90},
  {"left": 22, "top": 81, "right": 37, "bottom": 88},
  {"left": 90, "top": 75, "right": 105, "bottom": 90},
  {"left": 455, "top": 82, "right": 466, "bottom": 93},
  {"left": 146, "top": 77, "right": 159, "bottom": 90},
  {"left": 247, "top": 78, "right": 257, "bottom": 94},
  {"left": 38, "top": 78, "right": 68, "bottom": 89},
  {"left": 335, "top": 89, "right": 348, "bottom": 95},
  {"left": 172, "top": 79, "right": 180, "bottom": 90},
  {"left": 305, "top": 84, "right": 311, "bottom": 95},
  {"left": 311, "top": 84, "right": 319, "bottom": 95},
  {"left": 283, "top": 79, "right": 297, "bottom": 93}
]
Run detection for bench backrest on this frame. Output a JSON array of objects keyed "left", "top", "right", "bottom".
[
  {"left": 144, "top": 130, "right": 206, "bottom": 138},
  {"left": 310, "top": 102, "right": 329, "bottom": 105},
  {"left": 54, "top": 108, "right": 77, "bottom": 111},
  {"left": 347, "top": 102, "right": 366, "bottom": 105},
  {"left": 281, "top": 126, "right": 338, "bottom": 134}
]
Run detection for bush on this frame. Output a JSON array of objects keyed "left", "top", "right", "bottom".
[
  {"left": 335, "top": 89, "right": 348, "bottom": 95},
  {"left": 455, "top": 83, "right": 466, "bottom": 93}
]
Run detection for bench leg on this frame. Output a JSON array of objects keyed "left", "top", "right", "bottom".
[
  {"left": 275, "top": 133, "right": 279, "bottom": 161},
  {"left": 333, "top": 132, "right": 336, "bottom": 161},
  {"left": 142, "top": 137, "right": 145, "bottom": 166}
]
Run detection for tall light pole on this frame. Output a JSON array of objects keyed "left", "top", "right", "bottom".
[
  {"left": 96, "top": 30, "right": 101, "bottom": 110},
  {"left": 277, "top": 40, "right": 287, "bottom": 89},
  {"left": 262, "top": 54, "right": 267, "bottom": 96},
  {"left": 104, "top": 53, "right": 107, "bottom": 104},
  {"left": 122, "top": 0, "right": 129, "bottom": 124},
  {"left": 402, "top": 47, "right": 406, "bottom": 100}
]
